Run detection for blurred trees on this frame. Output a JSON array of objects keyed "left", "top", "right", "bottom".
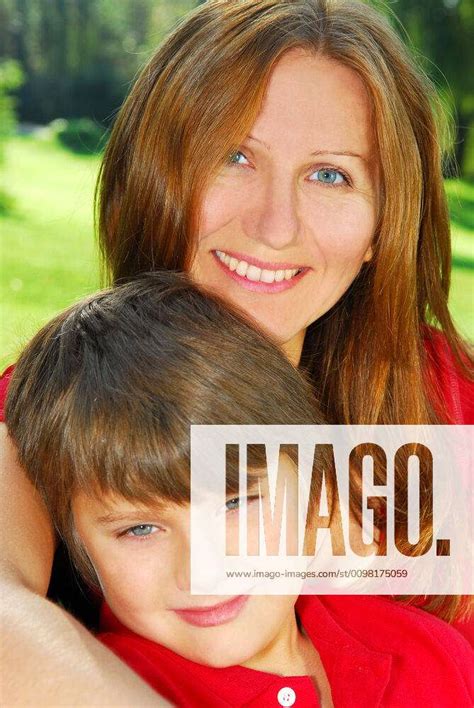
[
  {"left": 0, "top": 58, "right": 23, "bottom": 212},
  {"left": 0, "top": 58, "right": 23, "bottom": 153},
  {"left": 0, "top": 0, "right": 195, "bottom": 125},
  {"left": 0, "top": 0, "right": 472, "bottom": 174},
  {"left": 384, "top": 0, "right": 474, "bottom": 176}
]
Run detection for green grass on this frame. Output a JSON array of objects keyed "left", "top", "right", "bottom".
[
  {"left": 1, "top": 136, "right": 473, "bottom": 370},
  {"left": 444, "top": 179, "right": 474, "bottom": 340},
  {"left": 1, "top": 136, "right": 100, "bottom": 369}
]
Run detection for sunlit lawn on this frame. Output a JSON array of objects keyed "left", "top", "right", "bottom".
[
  {"left": 1, "top": 136, "right": 473, "bottom": 370},
  {"left": 443, "top": 179, "right": 474, "bottom": 341},
  {"left": 1, "top": 136, "right": 100, "bottom": 369}
]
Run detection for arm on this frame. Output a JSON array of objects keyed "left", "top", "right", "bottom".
[{"left": 0, "top": 425, "right": 169, "bottom": 706}]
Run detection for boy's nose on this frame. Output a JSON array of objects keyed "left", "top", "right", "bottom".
[
  {"left": 174, "top": 525, "right": 222, "bottom": 594},
  {"left": 173, "top": 529, "right": 191, "bottom": 592},
  {"left": 175, "top": 558, "right": 190, "bottom": 593}
]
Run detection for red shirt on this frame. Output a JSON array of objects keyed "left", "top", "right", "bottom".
[
  {"left": 1, "top": 332, "right": 473, "bottom": 704},
  {"left": 423, "top": 329, "right": 474, "bottom": 424},
  {"left": 98, "top": 594, "right": 473, "bottom": 707}
]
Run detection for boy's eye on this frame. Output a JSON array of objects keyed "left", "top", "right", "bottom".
[
  {"left": 310, "top": 167, "right": 347, "bottom": 185},
  {"left": 225, "top": 497, "right": 242, "bottom": 512},
  {"left": 225, "top": 495, "right": 260, "bottom": 513},
  {"left": 125, "top": 524, "right": 158, "bottom": 537}
]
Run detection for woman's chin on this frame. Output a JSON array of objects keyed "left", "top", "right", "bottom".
[{"left": 261, "top": 323, "right": 308, "bottom": 365}]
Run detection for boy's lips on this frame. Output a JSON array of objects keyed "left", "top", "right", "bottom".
[{"left": 172, "top": 595, "right": 249, "bottom": 627}]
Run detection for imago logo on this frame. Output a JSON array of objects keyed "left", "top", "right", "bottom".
[
  {"left": 190, "top": 426, "right": 472, "bottom": 595},
  {"left": 223, "top": 441, "right": 449, "bottom": 559}
]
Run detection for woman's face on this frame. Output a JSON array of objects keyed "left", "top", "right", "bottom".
[{"left": 190, "top": 49, "right": 378, "bottom": 362}]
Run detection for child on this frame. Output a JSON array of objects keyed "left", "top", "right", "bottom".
[{"left": 5, "top": 272, "right": 473, "bottom": 707}]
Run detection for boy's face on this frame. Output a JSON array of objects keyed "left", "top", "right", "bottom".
[{"left": 71, "top": 457, "right": 301, "bottom": 669}]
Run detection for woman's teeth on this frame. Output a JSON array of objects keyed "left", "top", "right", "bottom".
[{"left": 215, "top": 250, "right": 301, "bottom": 283}]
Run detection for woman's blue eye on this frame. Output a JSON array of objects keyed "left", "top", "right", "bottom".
[
  {"left": 228, "top": 150, "right": 248, "bottom": 166},
  {"left": 126, "top": 524, "right": 157, "bottom": 537},
  {"left": 311, "top": 168, "right": 346, "bottom": 185}
]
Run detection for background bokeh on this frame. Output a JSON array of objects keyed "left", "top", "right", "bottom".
[{"left": 0, "top": 0, "right": 473, "bottom": 369}]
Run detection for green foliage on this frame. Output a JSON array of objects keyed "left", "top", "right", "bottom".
[
  {"left": 0, "top": 187, "right": 15, "bottom": 214},
  {"left": 0, "top": 0, "right": 197, "bottom": 127},
  {"left": 378, "top": 0, "right": 474, "bottom": 177},
  {"left": 56, "top": 117, "right": 108, "bottom": 155},
  {"left": 0, "top": 58, "right": 23, "bottom": 213},
  {"left": 461, "top": 120, "right": 474, "bottom": 180},
  {"left": 0, "top": 58, "right": 23, "bottom": 160}
]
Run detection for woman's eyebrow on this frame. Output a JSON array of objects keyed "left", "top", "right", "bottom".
[
  {"left": 310, "top": 149, "right": 368, "bottom": 162},
  {"left": 247, "top": 134, "right": 271, "bottom": 150},
  {"left": 246, "top": 135, "right": 368, "bottom": 162}
]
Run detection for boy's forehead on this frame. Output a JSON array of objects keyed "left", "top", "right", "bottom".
[
  {"left": 71, "top": 462, "right": 293, "bottom": 520},
  {"left": 72, "top": 488, "right": 176, "bottom": 521}
]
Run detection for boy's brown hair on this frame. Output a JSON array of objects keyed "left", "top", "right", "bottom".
[{"left": 5, "top": 271, "right": 323, "bottom": 584}]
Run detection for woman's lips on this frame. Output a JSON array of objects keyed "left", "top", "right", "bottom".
[
  {"left": 173, "top": 595, "right": 249, "bottom": 627},
  {"left": 216, "top": 248, "right": 303, "bottom": 271},
  {"left": 212, "top": 250, "right": 308, "bottom": 294}
]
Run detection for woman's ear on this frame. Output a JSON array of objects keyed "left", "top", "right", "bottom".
[{"left": 363, "top": 244, "right": 373, "bottom": 263}]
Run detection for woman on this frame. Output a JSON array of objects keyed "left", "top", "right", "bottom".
[{"left": 1, "top": 0, "right": 472, "bottom": 703}]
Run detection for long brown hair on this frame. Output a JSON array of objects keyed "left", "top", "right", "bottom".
[{"left": 96, "top": 0, "right": 471, "bottom": 620}]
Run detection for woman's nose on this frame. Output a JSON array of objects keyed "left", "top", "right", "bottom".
[{"left": 245, "top": 173, "right": 302, "bottom": 250}]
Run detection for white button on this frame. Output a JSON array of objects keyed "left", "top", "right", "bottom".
[{"left": 277, "top": 686, "right": 296, "bottom": 706}]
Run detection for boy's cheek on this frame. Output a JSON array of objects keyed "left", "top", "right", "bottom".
[
  {"left": 95, "top": 562, "right": 159, "bottom": 616},
  {"left": 86, "top": 545, "right": 168, "bottom": 612},
  {"left": 71, "top": 531, "right": 145, "bottom": 599}
]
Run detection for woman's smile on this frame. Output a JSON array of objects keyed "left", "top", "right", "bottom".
[{"left": 213, "top": 249, "right": 310, "bottom": 293}]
